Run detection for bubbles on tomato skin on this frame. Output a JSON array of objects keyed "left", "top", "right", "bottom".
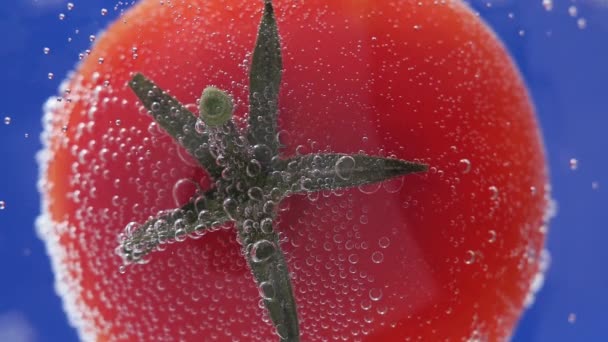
[
  {"left": 459, "top": 158, "right": 472, "bottom": 174},
  {"left": 523, "top": 249, "right": 551, "bottom": 308},
  {"left": 370, "top": 251, "right": 384, "bottom": 264},
  {"left": 464, "top": 250, "right": 476, "bottom": 265}
]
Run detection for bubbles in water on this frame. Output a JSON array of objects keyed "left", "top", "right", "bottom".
[
  {"left": 4, "top": 117, "right": 11, "bottom": 125},
  {"left": 371, "top": 251, "right": 384, "bottom": 264},
  {"left": 58, "top": 13, "right": 66, "bottom": 20},
  {"left": 464, "top": 250, "right": 476, "bottom": 265},
  {"left": 48, "top": 73, "right": 54, "bottom": 80},
  {"left": 568, "top": 5, "right": 578, "bottom": 17},
  {"left": 369, "top": 288, "right": 383, "bottom": 301},
  {"left": 66, "top": 2, "right": 74, "bottom": 11},
  {"left": 250, "top": 240, "right": 276, "bottom": 263},
  {"left": 569, "top": 158, "right": 579, "bottom": 170},
  {"left": 335, "top": 156, "right": 355, "bottom": 180},
  {"left": 43, "top": 47, "right": 50, "bottom": 55},
  {"left": 0, "top": 201, "right": 5, "bottom": 210},
  {"left": 488, "top": 186, "right": 499, "bottom": 200},
  {"left": 378, "top": 236, "right": 390, "bottom": 249},
  {"left": 568, "top": 313, "right": 577, "bottom": 324},
  {"left": 577, "top": 18, "right": 587, "bottom": 29},
  {"left": 101, "top": 8, "right": 108, "bottom": 16},
  {"left": 542, "top": 0, "right": 554, "bottom": 11},
  {"left": 459, "top": 158, "right": 472, "bottom": 174},
  {"left": 488, "top": 230, "right": 497, "bottom": 244},
  {"left": 259, "top": 281, "right": 275, "bottom": 300}
]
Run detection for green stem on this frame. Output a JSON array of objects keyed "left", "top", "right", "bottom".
[
  {"left": 129, "top": 73, "right": 223, "bottom": 179},
  {"left": 247, "top": 0, "right": 283, "bottom": 159}
]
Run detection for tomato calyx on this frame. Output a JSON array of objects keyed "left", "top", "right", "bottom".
[{"left": 119, "top": 1, "right": 428, "bottom": 340}]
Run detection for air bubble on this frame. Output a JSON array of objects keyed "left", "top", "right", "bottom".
[
  {"left": 577, "top": 18, "right": 587, "bottom": 30},
  {"left": 569, "top": 158, "right": 578, "bottom": 170},
  {"left": 0, "top": 201, "right": 5, "bottom": 210},
  {"left": 58, "top": 13, "right": 66, "bottom": 20},
  {"left": 48, "top": 73, "right": 54, "bottom": 80},
  {"left": 259, "top": 281, "right": 275, "bottom": 300},
  {"left": 101, "top": 8, "right": 108, "bottom": 16},
  {"left": 371, "top": 251, "right": 384, "bottom": 264},
  {"left": 335, "top": 156, "right": 356, "bottom": 180},
  {"left": 43, "top": 47, "right": 50, "bottom": 55},
  {"left": 260, "top": 218, "right": 273, "bottom": 234},
  {"left": 369, "top": 288, "right": 383, "bottom": 301},
  {"left": 464, "top": 250, "right": 476, "bottom": 265},
  {"left": 542, "top": 0, "right": 553, "bottom": 11},
  {"left": 488, "top": 186, "right": 499, "bottom": 200},
  {"left": 459, "top": 159, "right": 472, "bottom": 174},
  {"left": 250, "top": 240, "right": 276, "bottom": 263},
  {"left": 488, "top": 230, "right": 497, "bottom": 243},
  {"left": 66, "top": 2, "right": 74, "bottom": 10},
  {"left": 378, "top": 236, "right": 390, "bottom": 249},
  {"left": 4, "top": 117, "right": 11, "bottom": 125}
]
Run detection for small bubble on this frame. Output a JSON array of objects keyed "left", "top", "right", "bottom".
[
  {"left": 89, "top": 35, "right": 96, "bottom": 42},
  {"left": 378, "top": 236, "right": 390, "bottom": 249},
  {"left": 592, "top": 181, "right": 600, "bottom": 190},
  {"left": 569, "top": 158, "right": 578, "bottom": 170},
  {"left": 568, "top": 313, "right": 576, "bottom": 324},
  {"left": 101, "top": 8, "right": 108, "bottom": 16},
  {"left": 58, "top": 13, "right": 66, "bottom": 20},
  {"left": 577, "top": 18, "right": 587, "bottom": 30},
  {"left": 98, "top": 57, "right": 105, "bottom": 64},
  {"left": 464, "top": 250, "right": 476, "bottom": 265},
  {"left": 260, "top": 218, "right": 274, "bottom": 234},
  {"left": 542, "top": 0, "right": 553, "bottom": 11},
  {"left": 488, "top": 230, "right": 497, "bottom": 244},
  {"left": 369, "top": 288, "right": 383, "bottom": 301},
  {"left": 488, "top": 186, "right": 499, "bottom": 200},
  {"left": 0, "top": 201, "right": 5, "bottom": 210},
  {"left": 66, "top": 2, "right": 74, "bottom": 11},
  {"left": 568, "top": 5, "right": 578, "bottom": 17},
  {"left": 371, "top": 251, "right": 384, "bottom": 264},
  {"left": 43, "top": 47, "right": 50, "bottom": 55},
  {"left": 250, "top": 240, "right": 276, "bottom": 263},
  {"left": 335, "top": 156, "right": 356, "bottom": 180},
  {"left": 47, "top": 73, "right": 54, "bottom": 80},
  {"left": 459, "top": 158, "right": 472, "bottom": 174},
  {"left": 4, "top": 117, "right": 11, "bottom": 125},
  {"left": 259, "top": 281, "right": 275, "bottom": 300}
]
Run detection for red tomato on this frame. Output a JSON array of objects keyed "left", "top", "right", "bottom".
[{"left": 38, "top": 0, "right": 549, "bottom": 341}]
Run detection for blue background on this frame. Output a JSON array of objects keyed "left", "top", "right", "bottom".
[{"left": 0, "top": 0, "right": 606, "bottom": 341}]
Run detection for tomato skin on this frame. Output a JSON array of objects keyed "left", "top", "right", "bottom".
[{"left": 38, "top": 1, "right": 549, "bottom": 341}]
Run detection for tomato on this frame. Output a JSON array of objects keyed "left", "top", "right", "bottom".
[{"left": 38, "top": 0, "right": 550, "bottom": 341}]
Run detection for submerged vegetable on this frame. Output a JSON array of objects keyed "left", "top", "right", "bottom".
[{"left": 38, "top": 0, "right": 550, "bottom": 341}]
